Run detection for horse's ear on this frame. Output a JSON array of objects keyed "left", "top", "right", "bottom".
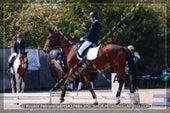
[{"left": 49, "top": 29, "right": 53, "bottom": 33}]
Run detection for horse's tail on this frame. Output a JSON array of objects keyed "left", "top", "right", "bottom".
[{"left": 123, "top": 47, "right": 137, "bottom": 93}]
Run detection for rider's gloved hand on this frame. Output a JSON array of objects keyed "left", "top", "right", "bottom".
[{"left": 80, "top": 37, "right": 84, "bottom": 41}]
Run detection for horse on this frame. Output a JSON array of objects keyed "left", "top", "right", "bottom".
[
  {"left": 49, "top": 59, "right": 98, "bottom": 90},
  {"left": 9, "top": 51, "right": 29, "bottom": 93},
  {"left": 43, "top": 29, "right": 137, "bottom": 104},
  {"left": 49, "top": 59, "right": 62, "bottom": 82}
]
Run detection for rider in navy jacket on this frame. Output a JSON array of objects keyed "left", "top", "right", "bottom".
[
  {"left": 13, "top": 38, "right": 25, "bottom": 54},
  {"left": 82, "top": 19, "right": 102, "bottom": 43},
  {"left": 77, "top": 11, "right": 102, "bottom": 71},
  {"left": 8, "top": 34, "right": 25, "bottom": 73}
]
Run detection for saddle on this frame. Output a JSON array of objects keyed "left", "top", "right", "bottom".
[{"left": 77, "top": 41, "right": 102, "bottom": 61}]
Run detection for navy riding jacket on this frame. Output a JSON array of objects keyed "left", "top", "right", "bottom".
[
  {"left": 83, "top": 20, "right": 102, "bottom": 43},
  {"left": 14, "top": 40, "right": 25, "bottom": 54}
]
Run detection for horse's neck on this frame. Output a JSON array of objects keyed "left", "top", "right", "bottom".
[
  {"left": 61, "top": 45, "right": 76, "bottom": 57},
  {"left": 13, "top": 54, "right": 20, "bottom": 71},
  {"left": 14, "top": 54, "right": 20, "bottom": 64},
  {"left": 58, "top": 33, "right": 78, "bottom": 57}
]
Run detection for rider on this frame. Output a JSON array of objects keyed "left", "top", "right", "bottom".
[
  {"left": 77, "top": 11, "right": 102, "bottom": 70},
  {"left": 8, "top": 34, "right": 25, "bottom": 73}
]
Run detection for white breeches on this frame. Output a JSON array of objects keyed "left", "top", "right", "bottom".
[
  {"left": 9, "top": 53, "right": 17, "bottom": 63},
  {"left": 78, "top": 41, "right": 92, "bottom": 57}
]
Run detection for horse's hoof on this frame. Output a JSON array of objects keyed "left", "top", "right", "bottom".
[
  {"left": 115, "top": 99, "right": 120, "bottom": 105},
  {"left": 60, "top": 99, "right": 64, "bottom": 103},
  {"left": 93, "top": 102, "right": 98, "bottom": 105},
  {"left": 133, "top": 102, "right": 138, "bottom": 105}
]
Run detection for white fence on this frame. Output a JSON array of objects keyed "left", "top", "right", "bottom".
[
  {"left": 152, "top": 93, "right": 170, "bottom": 106},
  {"left": 0, "top": 93, "right": 50, "bottom": 104}
]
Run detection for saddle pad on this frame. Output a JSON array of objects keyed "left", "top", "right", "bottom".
[{"left": 86, "top": 44, "right": 102, "bottom": 60}]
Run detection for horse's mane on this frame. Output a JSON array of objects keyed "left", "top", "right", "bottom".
[
  {"left": 20, "top": 51, "right": 28, "bottom": 55},
  {"left": 55, "top": 30, "right": 79, "bottom": 43}
]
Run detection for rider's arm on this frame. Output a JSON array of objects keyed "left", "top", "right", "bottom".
[
  {"left": 13, "top": 42, "right": 18, "bottom": 54},
  {"left": 82, "top": 22, "right": 97, "bottom": 40}
]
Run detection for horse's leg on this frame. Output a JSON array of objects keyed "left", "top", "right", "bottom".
[
  {"left": 21, "top": 75, "right": 25, "bottom": 93},
  {"left": 21, "top": 79, "right": 25, "bottom": 93},
  {"left": 115, "top": 77, "right": 124, "bottom": 105},
  {"left": 10, "top": 73, "right": 15, "bottom": 93},
  {"left": 60, "top": 69, "right": 74, "bottom": 103},
  {"left": 82, "top": 74, "right": 98, "bottom": 105},
  {"left": 111, "top": 65, "right": 126, "bottom": 104},
  {"left": 87, "top": 73, "right": 94, "bottom": 89},
  {"left": 15, "top": 74, "right": 20, "bottom": 93}
]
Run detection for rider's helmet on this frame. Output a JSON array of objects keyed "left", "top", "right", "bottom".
[
  {"left": 89, "top": 11, "right": 99, "bottom": 19},
  {"left": 16, "top": 34, "right": 23, "bottom": 38}
]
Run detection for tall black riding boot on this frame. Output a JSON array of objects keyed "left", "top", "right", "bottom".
[{"left": 82, "top": 56, "right": 90, "bottom": 73}]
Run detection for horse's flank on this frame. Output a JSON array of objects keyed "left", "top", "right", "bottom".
[{"left": 49, "top": 59, "right": 64, "bottom": 82}]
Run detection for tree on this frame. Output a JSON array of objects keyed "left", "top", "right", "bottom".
[{"left": 1, "top": 0, "right": 167, "bottom": 74}]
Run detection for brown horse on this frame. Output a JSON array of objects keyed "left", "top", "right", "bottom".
[
  {"left": 49, "top": 59, "right": 69, "bottom": 83},
  {"left": 43, "top": 29, "right": 137, "bottom": 104},
  {"left": 9, "top": 51, "right": 29, "bottom": 93}
]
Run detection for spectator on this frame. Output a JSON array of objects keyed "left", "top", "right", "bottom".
[
  {"left": 128, "top": 45, "right": 140, "bottom": 64},
  {"left": 162, "top": 64, "right": 170, "bottom": 81}
]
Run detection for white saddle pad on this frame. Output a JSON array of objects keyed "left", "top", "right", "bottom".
[{"left": 86, "top": 44, "right": 102, "bottom": 60}]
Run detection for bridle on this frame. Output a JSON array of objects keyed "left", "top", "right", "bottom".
[
  {"left": 44, "top": 31, "right": 74, "bottom": 50},
  {"left": 44, "top": 32, "right": 57, "bottom": 50}
]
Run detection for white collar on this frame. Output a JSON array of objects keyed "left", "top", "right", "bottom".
[
  {"left": 17, "top": 40, "right": 21, "bottom": 44},
  {"left": 93, "top": 19, "right": 99, "bottom": 23}
]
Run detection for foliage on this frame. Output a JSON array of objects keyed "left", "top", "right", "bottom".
[{"left": 0, "top": 0, "right": 168, "bottom": 74}]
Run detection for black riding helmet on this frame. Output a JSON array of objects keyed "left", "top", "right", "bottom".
[
  {"left": 16, "top": 34, "right": 23, "bottom": 38},
  {"left": 89, "top": 11, "right": 99, "bottom": 19}
]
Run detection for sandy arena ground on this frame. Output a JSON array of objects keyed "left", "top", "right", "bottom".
[{"left": 2, "top": 89, "right": 168, "bottom": 110}]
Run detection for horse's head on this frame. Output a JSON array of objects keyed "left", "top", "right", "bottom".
[
  {"left": 43, "top": 29, "right": 77, "bottom": 54},
  {"left": 43, "top": 29, "right": 60, "bottom": 54},
  {"left": 19, "top": 51, "right": 29, "bottom": 69}
]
